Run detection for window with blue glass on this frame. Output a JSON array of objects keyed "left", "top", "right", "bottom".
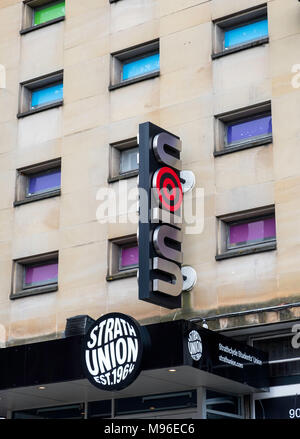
[
  {"left": 224, "top": 19, "right": 268, "bottom": 49},
  {"left": 122, "top": 53, "right": 160, "bottom": 81},
  {"left": 27, "top": 168, "right": 61, "bottom": 197},
  {"left": 31, "top": 82, "right": 63, "bottom": 109},
  {"left": 226, "top": 114, "right": 272, "bottom": 147}
]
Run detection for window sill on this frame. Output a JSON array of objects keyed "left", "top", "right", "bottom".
[
  {"left": 14, "top": 189, "right": 61, "bottom": 207},
  {"left": 214, "top": 136, "right": 272, "bottom": 157},
  {"left": 212, "top": 37, "right": 269, "bottom": 59},
  {"left": 10, "top": 284, "right": 58, "bottom": 300},
  {"left": 109, "top": 71, "right": 160, "bottom": 91},
  {"left": 216, "top": 242, "right": 276, "bottom": 261},
  {"left": 17, "top": 101, "right": 63, "bottom": 119},
  {"left": 106, "top": 269, "right": 138, "bottom": 282},
  {"left": 108, "top": 170, "right": 139, "bottom": 183},
  {"left": 20, "top": 16, "right": 65, "bottom": 35}
]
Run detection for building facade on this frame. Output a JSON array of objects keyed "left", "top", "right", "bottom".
[{"left": 0, "top": 0, "right": 300, "bottom": 419}]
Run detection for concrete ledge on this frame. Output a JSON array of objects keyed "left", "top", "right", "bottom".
[
  {"left": 17, "top": 101, "right": 63, "bottom": 119},
  {"left": 214, "top": 137, "right": 272, "bottom": 157},
  {"left": 212, "top": 37, "right": 269, "bottom": 59},
  {"left": 109, "top": 71, "right": 160, "bottom": 91},
  {"left": 20, "top": 16, "right": 65, "bottom": 35},
  {"left": 108, "top": 171, "right": 138, "bottom": 183},
  {"left": 14, "top": 189, "right": 61, "bottom": 207},
  {"left": 216, "top": 242, "right": 276, "bottom": 261},
  {"left": 106, "top": 269, "right": 138, "bottom": 282},
  {"left": 10, "top": 284, "right": 58, "bottom": 300}
]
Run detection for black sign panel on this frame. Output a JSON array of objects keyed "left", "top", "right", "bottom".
[
  {"left": 138, "top": 122, "right": 183, "bottom": 309},
  {"left": 82, "top": 313, "right": 144, "bottom": 391},
  {"left": 183, "top": 321, "right": 269, "bottom": 389},
  {"left": 255, "top": 395, "right": 300, "bottom": 419}
]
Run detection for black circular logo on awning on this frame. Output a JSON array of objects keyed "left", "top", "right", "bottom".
[{"left": 82, "top": 313, "right": 143, "bottom": 391}]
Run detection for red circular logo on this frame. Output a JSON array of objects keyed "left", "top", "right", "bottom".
[{"left": 152, "top": 167, "right": 183, "bottom": 212}]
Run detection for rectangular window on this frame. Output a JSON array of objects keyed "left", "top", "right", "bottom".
[
  {"left": 18, "top": 71, "right": 63, "bottom": 118},
  {"left": 110, "top": 40, "right": 160, "bottom": 89},
  {"left": 119, "top": 245, "right": 139, "bottom": 270},
  {"left": 122, "top": 53, "right": 160, "bottom": 81},
  {"left": 107, "top": 235, "right": 138, "bottom": 281},
  {"left": 224, "top": 19, "right": 268, "bottom": 49},
  {"left": 11, "top": 252, "right": 59, "bottom": 299},
  {"left": 15, "top": 159, "right": 61, "bottom": 206},
  {"left": 24, "top": 261, "right": 58, "bottom": 289},
  {"left": 213, "top": 6, "right": 268, "bottom": 57},
  {"left": 214, "top": 102, "right": 272, "bottom": 155},
  {"left": 34, "top": 1, "right": 65, "bottom": 26},
  {"left": 109, "top": 138, "right": 138, "bottom": 182},
  {"left": 31, "top": 82, "right": 63, "bottom": 109},
  {"left": 216, "top": 207, "right": 276, "bottom": 260},
  {"left": 228, "top": 216, "right": 276, "bottom": 249},
  {"left": 27, "top": 168, "right": 61, "bottom": 196},
  {"left": 120, "top": 147, "right": 139, "bottom": 175},
  {"left": 226, "top": 114, "right": 272, "bottom": 147}
]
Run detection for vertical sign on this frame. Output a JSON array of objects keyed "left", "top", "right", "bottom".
[{"left": 138, "top": 122, "right": 183, "bottom": 309}]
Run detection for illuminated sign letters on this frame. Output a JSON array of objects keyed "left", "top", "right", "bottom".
[{"left": 138, "top": 122, "right": 183, "bottom": 309}]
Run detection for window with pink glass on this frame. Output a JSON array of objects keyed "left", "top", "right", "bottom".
[
  {"left": 227, "top": 216, "right": 276, "bottom": 249},
  {"left": 23, "top": 261, "right": 58, "bottom": 288},
  {"left": 119, "top": 245, "right": 139, "bottom": 271}
]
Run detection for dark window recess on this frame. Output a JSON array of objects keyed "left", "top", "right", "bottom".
[
  {"left": 13, "top": 404, "right": 84, "bottom": 419},
  {"left": 253, "top": 336, "right": 300, "bottom": 378},
  {"left": 87, "top": 400, "right": 112, "bottom": 419},
  {"left": 115, "top": 390, "right": 197, "bottom": 415}
]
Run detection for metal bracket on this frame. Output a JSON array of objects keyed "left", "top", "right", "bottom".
[
  {"left": 180, "top": 170, "right": 196, "bottom": 193},
  {"left": 181, "top": 266, "right": 197, "bottom": 291}
]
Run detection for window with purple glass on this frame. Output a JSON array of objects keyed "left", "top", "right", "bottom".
[
  {"left": 226, "top": 114, "right": 272, "bottom": 147},
  {"left": 119, "top": 245, "right": 139, "bottom": 270},
  {"left": 23, "top": 261, "right": 58, "bottom": 288},
  {"left": 228, "top": 216, "right": 276, "bottom": 249},
  {"left": 27, "top": 168, "right": 61, "bottom": 197}
]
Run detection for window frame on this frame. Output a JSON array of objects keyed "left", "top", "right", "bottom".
[
  {"left": 108, "top": 137, "right": 139, "bottom": 183},
  {"left": 214, "top": 101, "right": 272, "bottom": 156},
  {"left": 212, "top": 5, "right": 268, "bottom": 59},
  {"left": 224, "top": 111, "right": 272, "bottom": 149},
  {"left": 22, "top": 259, "right": 58, "bottom": 290},
  {"left": 17, "top": 70, "right": 64, "bottom": 118},
  {"left": 109, "top": 40, "right": 160, "bottom": 90},
  {"left": 216, "top": 206, "right": 276, "bottom": 261},
  {"left": 11, "top": 251, "right": 59, "bottom": 300},
  {"left": 14, "top": 158, "right": 61, "bottom": 206},
  {"left": 21, "top": 0, "right": 66, "bottom": 35},
  {"left": 32, "top": 0, "right": 65, "bottom": 27},
  {"left": 226, "top": 214, "right": 276, "bottom": 252},
  {"left": 107, "top": 235, "right": 138, "bottom": 281},
  {"left": 26, "top": 167, "right": 61, "bottom": 198}
]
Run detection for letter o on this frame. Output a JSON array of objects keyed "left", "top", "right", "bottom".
[{"left": 115, "top": 338, "right": 127, "bottom": 365}]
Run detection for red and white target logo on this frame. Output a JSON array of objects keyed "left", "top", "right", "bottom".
[{"left": 152, "top": 166, "right": 183, "bottom": 213}]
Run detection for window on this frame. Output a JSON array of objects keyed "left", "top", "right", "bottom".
[
  {"left": 18, "top": 70, "right": 63, "bottom": 118},
  {"left": 224, "top": 19, "right": 268, "bottom": 50},
  {"left": 11, "top": 252, "right": 59, "bottom": 299},
  {"left": 206, "top": 391, "right": 243, "bottom": 419},
  {"left": 119, "top": 244, "right": 139, "bottom": 271},
  {"left": 22, "top": 0, "right": 65, "bottom": 33},
  {"left": 216, "top": 207, "right": 276, "bottom": 260},
  {"left": 13, "top": 403, "right": 84, "bottom": 419},
  {"left": 34, "top": 1, "right": 65, "bottom": 26},
  {"left": 110, "top": 40, "right": 160, "bottom": 90},
  {"left": 213, "top": 6, "right": 268, "bottom": 58},
  {"left": 109, "top": 138, "right": 138, "bottom": 182},
  {"left": 214, "top": 102, "right": 272, "bottom": 155},
  {"left": 15, "top": 159, "right": 61, "bottom": 206},
  {"left": 107, "top": 235, "right": 138, "bottom": 281},
  {"left": 227, "top": 216, "right": 276, "bottom": 250}
]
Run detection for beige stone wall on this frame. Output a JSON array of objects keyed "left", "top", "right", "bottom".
[{"left": 0, "top": 0, "right": 299, "bottom": 345}]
